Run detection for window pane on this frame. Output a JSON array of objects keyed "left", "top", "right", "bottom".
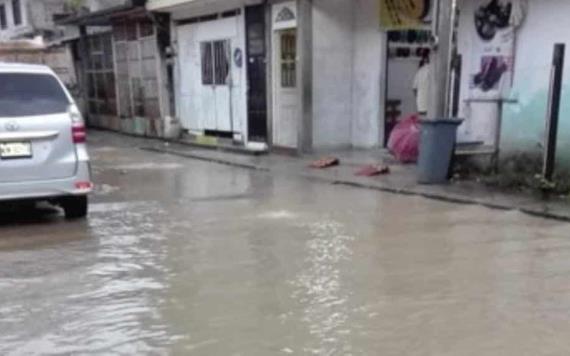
[
  {"left": 280, "top": 32, "right": 296, "bottom": 88},
  {"left": 12, "top": 0, "right": 21, "bottom": 25},
  {"left": 127, "top": 22, "right": 138, "bottom": 41},
  {"left": 139, "top": 20, "right": 154, "bottom": 37},
  {"left": 201, "top": 42, "right": 213, "bottom": 85},
  {"left": 102, "top": 35, "right": 113, "bottom": 69},
  {"left": 88, "top": 73, "right": 97, "bottom": 98},
  {"left": 113, "top": 22, "right": 127, "bottom": 42},
  {"left": 0, "top": 73, "right": 70, "bottom": 117},
  {"left": 214, "top": 40, "right": 230, "bottom": 85},
  {"left": 0, "top": 5, "right": 7, "bottom": 29}
]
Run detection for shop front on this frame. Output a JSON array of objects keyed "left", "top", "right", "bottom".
[
  {"left": 148, "top": 0, "right": 269, "bottom": 150},
  {"left": 58, "top": 1, "right": 171, "bottom": 138}
]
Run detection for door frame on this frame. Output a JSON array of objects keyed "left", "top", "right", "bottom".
[
  {"left": 270, "top": 1, "right": 299, "bottom": 151},
  {"left": 245, "top": 4, "right": 268, "bottom": 143},
  {"left": 174, "top": 10, "right": 247, "bottom": 141}
]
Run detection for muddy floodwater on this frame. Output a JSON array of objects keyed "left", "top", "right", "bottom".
[{"left": 1, "top": 133, "right": 569, "bottom": 355}]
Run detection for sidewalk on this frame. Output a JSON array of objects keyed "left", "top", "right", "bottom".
[{"left": 90, "top": 130, "right": 570, "bottom": 222}]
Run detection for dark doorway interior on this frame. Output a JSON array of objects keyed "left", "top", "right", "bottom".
[{"left": 245, "top": 5, "right": 268, "bottom": 142}]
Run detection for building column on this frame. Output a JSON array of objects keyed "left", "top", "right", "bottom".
[
  {"left": 429, "top": 0, "right": 455, "bottom": 119},
  {"left": 297, "top": 0, "right": 313, "bottom": 153}
]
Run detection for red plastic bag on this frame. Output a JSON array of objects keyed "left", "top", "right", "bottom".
[{"left": 387, "top": 114, "right": 420, "bottom": 163}]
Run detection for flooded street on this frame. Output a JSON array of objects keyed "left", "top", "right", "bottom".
[{"left": 1, "top": 134, "right": 570, "bottom": 355}]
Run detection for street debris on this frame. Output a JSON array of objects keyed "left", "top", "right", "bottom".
[
  {"left": 309, "top": 157, "right": 340, "bottom": 169},
  {"left": 356, "top": 165, "right": 391, "bottom": 177}
]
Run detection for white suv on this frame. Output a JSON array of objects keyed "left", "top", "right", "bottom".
[{"left": 0, "top": 63, "right": 92, "bottom": 219}]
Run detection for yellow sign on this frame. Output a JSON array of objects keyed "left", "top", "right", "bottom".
[{"left": 380, "top": 0, "right": 431, "bottom": 30}]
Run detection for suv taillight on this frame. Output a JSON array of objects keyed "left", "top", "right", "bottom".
[{"left": 72, "top": 122, "right": 86, "bottom": 144}]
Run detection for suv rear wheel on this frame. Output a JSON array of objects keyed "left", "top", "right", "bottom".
[{"left": 61, "top": 196, "right": 88, "bottom": 219}]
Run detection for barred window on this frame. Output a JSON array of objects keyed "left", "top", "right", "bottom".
[{"left": 201, "top": 40, "right": 231, "bottom": 85}]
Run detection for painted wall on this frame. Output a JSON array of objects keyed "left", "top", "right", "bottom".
[
  {"left": 0, "top": 0, "right": 31, "bottom": 40},
  {"left": 168, "top": 0, "right": 251, "bottom": 142},
  {"left": 351, "top": 0, "right": 384, "bottom": 148},
  {"left": 0, "top": 0, "right": 73, "bottom": 41},
  {"left": 311, "top": 0, "right": 354, "bottom": 148},
  {"left": 311, "top": 0, "right": 384, "bottom": 149},
  {"left": 457, "top": 0, "right": 570, "bottom": 169}
]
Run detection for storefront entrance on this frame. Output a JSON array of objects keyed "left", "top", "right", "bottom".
[
  {"left": 384, "top": 29, "right": 431, "bottom": 144},
  {"left": 177, "top": 16, "right": 239, "bottom": 134},
  {"left": 271, "top": 1, "right": 298, "bottom": 149}
]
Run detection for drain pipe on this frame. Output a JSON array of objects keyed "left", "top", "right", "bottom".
[{"left": 543, "top": 43, "right": 565, "bottom": 182}]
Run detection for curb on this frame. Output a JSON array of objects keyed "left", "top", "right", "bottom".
[
  {"left": 142, "top": 145, "right": 570, "bottom": 223},
  {"left": 141, "top": 147, "right": 270, "bottom": 172}
]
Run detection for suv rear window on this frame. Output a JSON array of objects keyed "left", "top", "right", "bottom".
[{"left": 0, "top": 73, "right": 70, "bottom": 117}]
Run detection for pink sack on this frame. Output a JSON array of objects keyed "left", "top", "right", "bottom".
[{"left": 387, "top": 114, "right": 420, "bottom": 163}]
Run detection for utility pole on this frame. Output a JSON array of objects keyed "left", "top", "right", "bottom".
[{"left": 428, "top": 0, "right": 455, "bottom": 119}]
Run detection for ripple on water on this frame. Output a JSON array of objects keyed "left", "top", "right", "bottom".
[
  {"left": 0, "top": 201, "right": 181, "bottom": 355},
  {"left": 289, "top": 219, "right": 356, "bottom": 355}
]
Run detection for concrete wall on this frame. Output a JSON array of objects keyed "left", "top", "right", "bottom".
[
  {"left": 0, "top": 45, "right": 76, "bottom": 85},
  {"left": 351, "top": 0, "right": 384, "bottom": 148},
  {"left": 0, "top": 0, "right": 31, "bottom": 40},
  {"left": 457, "top": 0, "right": 570, "bottom": 169},
  {"left": 311, "top": 0, "right": 353, "bottom": 148},
  {"left": 311, "top": 0, "right": 384, "bottom": 149},
  {"left": 0, "top": 0, "right": 70, "bottom": 41},
  {"left": 168, "top": 0, "right": 251, "bottom": 143}
]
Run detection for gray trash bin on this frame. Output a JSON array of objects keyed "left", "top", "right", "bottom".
[{"left": 417, "top": 119, "right": 463, "bottom": 184}]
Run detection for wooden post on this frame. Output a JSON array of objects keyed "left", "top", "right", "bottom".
[
  {"left": 428, "top": 0, "right": 455, "bottom": 119},
  {"left": 543, "top": 43, "right": 565, "bottom": 181}
]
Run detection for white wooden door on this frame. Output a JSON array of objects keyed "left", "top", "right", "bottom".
[
  {"left": 176, "top": 18, "right": 237, "bottom": 132},
  {"left": 211, "top": 40, "right": 232, "bottom": 132},
  {"left": 273, "top": 29, "right": 298, "bottom": 148}
]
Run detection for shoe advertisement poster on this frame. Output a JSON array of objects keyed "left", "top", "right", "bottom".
[
  {"left": 379, "top": 0, "right": 431, "bottom": 30},
  {"left": 469, "top": 0, "right": 519, "bottom": 100}
]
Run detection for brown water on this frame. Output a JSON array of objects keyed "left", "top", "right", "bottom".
[{"left": 0, "top": 134, "right": 569, "bottom": 355}]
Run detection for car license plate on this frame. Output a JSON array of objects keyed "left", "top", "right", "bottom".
[{"left": 0, "top": 142, "right": 32, "bottom": 159}]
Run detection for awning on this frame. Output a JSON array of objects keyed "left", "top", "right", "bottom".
[
  {"left": 147, "top": 0, "right": 202, "bottom": 11},
  {"left": 56, "top": 0, "right": 146, "bottom": 27}
]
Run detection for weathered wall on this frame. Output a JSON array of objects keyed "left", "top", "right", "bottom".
[
  {"left": 351, "top": 0, "right": 384, "bottom": 148},
  {"left": 311, "top": 0, "right": 354, "bottom": 149},
  {"left": 0, "top": 0, "right": 31, "bottom": 39},
  {"left": 169, "top": 0, "right": 250, "bottom": 142},
  {"left": 311, "top": 0, "right": 384, "bottom": 149},
  {"left": 0, "top": 45, "right": 76, "bottom": 85},
  {"left": 457, "top": 0, "right": 570, "bottom": 170}
]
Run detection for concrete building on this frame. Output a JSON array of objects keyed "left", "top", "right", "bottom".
[
  {"left": 0, "top": 0, "right": 78, "bottom": 87},
  {"left": 57, "top": 0, "right": 173, "bottom": 138},
  {"left": 146, "top": 0, "right": 389, "bottom": 153},
  {"left": 0, "top": 0, "right": 71, "bottom": 41},
  {"left": 145, "top": 0, "right": 570, "bottom": 179},
  {"left": 455, "top": 0, "right": 570, "bottom": 171},
  {"left": 147, "top": 0, "right": 269, "bottom": 150}
]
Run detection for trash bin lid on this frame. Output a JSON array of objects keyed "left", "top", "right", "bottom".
[{"left": 419, "top": 118, "right": 464, "bottom": 126}]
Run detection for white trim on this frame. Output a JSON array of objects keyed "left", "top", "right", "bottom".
[{"left": 272, "top": 1, "right": 296, "bottom": 31}]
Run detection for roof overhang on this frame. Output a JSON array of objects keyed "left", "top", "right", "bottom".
[
  {"left": 147, "top": 0, "right": 203, "bottom": 11},
  {"left": 56, "top": 0, "right": 147, "bottom": 27}
]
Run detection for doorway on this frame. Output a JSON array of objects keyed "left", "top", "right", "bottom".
[
  {"left": 176, "top": 17, "right": 239, "bottom": 134},
  {"left": 272, "top": 28, "right": 298, "bottom": 149},
  {"left": 246, "top": 5, "right": 268, "bottom": 142},
  {"left": 384, "top": 29, "right": 431, "bottom": 145},
  {"left": 200, "top": 39, "right": 232, "bottom": 132}
]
